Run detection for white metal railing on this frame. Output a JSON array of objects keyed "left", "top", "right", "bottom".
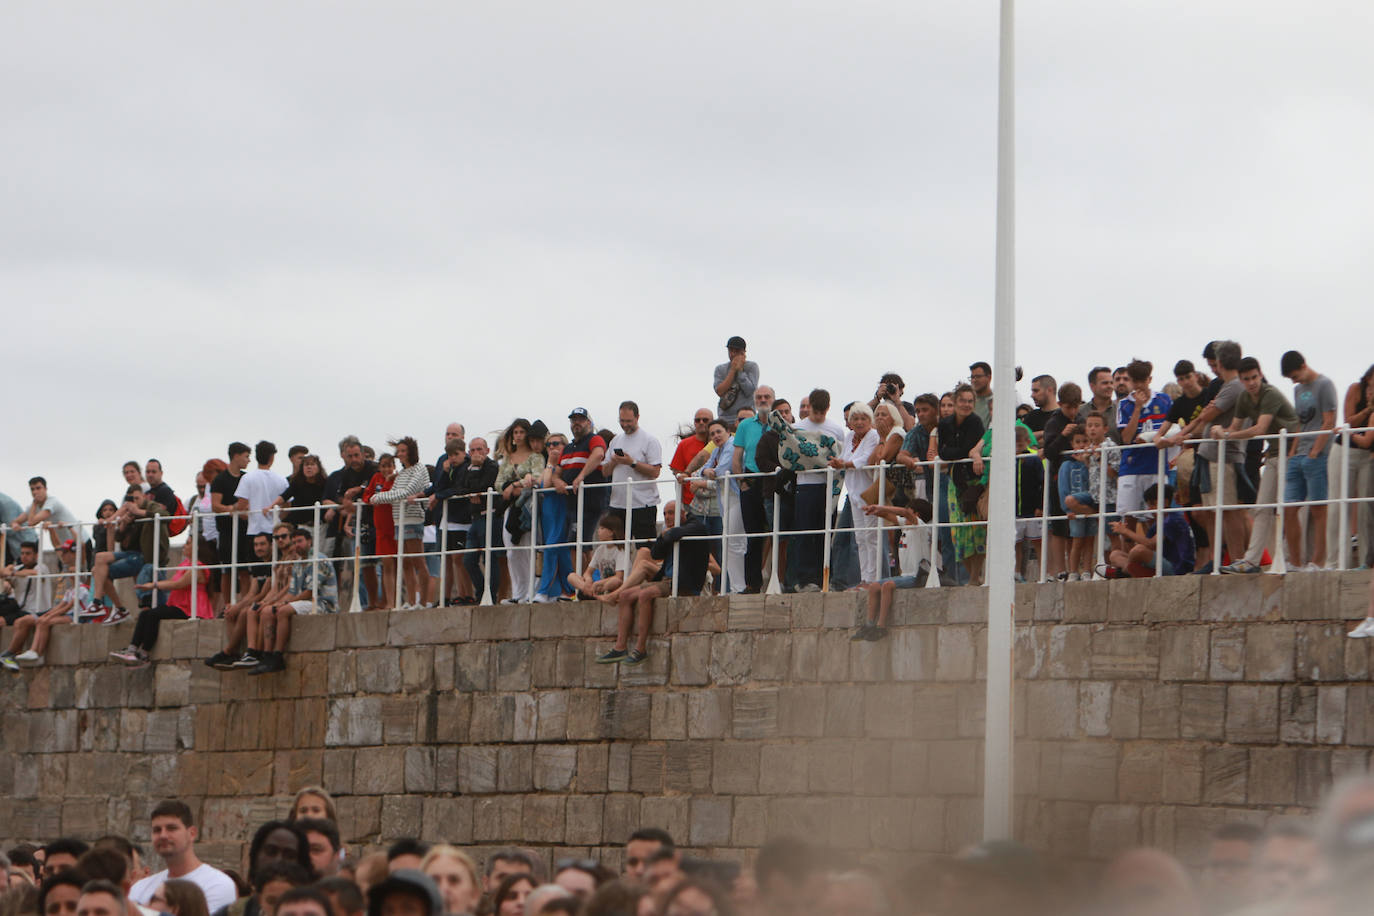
[{"left": 3, "top": 423, "right": 1371, "bottom": 623}]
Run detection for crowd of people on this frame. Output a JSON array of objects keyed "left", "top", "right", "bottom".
[
  {"left": 8, "top": 775, "right": 1374, "bottom": 916},
  {"left": 3, "top": 337, "right": 1374, "bottom": 669}
]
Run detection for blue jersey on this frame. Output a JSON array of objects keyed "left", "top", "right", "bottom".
[{"left": 1117, "top": 391, "right": 1172, "bottom": 476}]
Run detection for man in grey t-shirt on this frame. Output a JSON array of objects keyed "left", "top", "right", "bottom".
[
  {"left": 1281, "top": 350, "right": 1338, "bottom": 569},
  {"left": 714, "top": 336, "right": 759, "bottom": 426}
]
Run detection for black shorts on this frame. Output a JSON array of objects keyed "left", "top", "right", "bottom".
[
  {"left": 1, "top": 598, "right": 26, "bottom": 625},
  {"left": 441, "top": 527, "right": 467, "bottom": 553}
]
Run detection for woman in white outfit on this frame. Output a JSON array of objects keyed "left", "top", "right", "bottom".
[
  {"left": 495, "top": 419, "right": 545, "bottom": 604},
  {"left": 830, "top": 403, "right": 882, "bottom": 583}
]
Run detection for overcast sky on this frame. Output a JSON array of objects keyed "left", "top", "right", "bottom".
[{"left": 3, "top": 1, "right": 1370, "bottom": 523}]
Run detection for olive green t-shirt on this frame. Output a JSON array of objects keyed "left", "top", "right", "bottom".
[{"left": 1236, "top": 383, "right": 1300, "bottom": 455}]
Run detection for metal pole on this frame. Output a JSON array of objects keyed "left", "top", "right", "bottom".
[
  {"left": 394, "top": 502, "right": 404, "bottom": 611},
  {"left": 481, "top": 490, "right": 495, "bottom": 605},
  {"left": 821, "top": 466, "right": 834, "bottom": 592},
  {"left": 983, "top": 0, "right": 1016, "bottom": 842},
  {"left": 230, "top": 509, "right": 239, "bottom": 604},
  {"left": 351, "top": 501, "right": 363, "bottom": 613},
  {"left": 926, "top": 458, "right": 942, "bottom": 589},
  {"left": 623, "top": 476, "right": 633, "bottom": 572},
  {"left": 526, "top": 486, "right": 538, "bottom": 601},
  {"left": 311, "top": 502, "right": 321, "bottom": 615},
  {"left": 1338, "top": 429, "right": 1351, "bottom": 571},
  {"left": 190, "top": 513, "right": 200, "bottom": 618},
  {"left": 1039, "top": 454, "right": 1049, "bottom": 583},
  {"left": 1154, "top": 447, "right": 1165, "bottom": 578},
  {"left": 439, "top": 499, "right": 449, "bottom": 608},
  {"left": 151, "top": 514, "right": 161, "bottom": 608},
  {"left": 1214, "top": 438, "right": 1226, "bottom": 574},
  {"left": 1275, "top": 430, "right": 1288, "bottom": 575},
  {"left": 766, "top": 470, "right": 782, "bottom": 595},
  {"left": 876, "top": 460, "right": 887, "bottom": 580},
  {"left": 574, "top": 481, "right": 586, "bottom": 600},
  {"left": 1095, "top": 443, "right": 1108, "bottom": 573},
  {"left": 721, "top": 469, "right": 732, "bottom": 594},
  {"left": 671, "top": 477, "right": 681, "bottom": 598}
]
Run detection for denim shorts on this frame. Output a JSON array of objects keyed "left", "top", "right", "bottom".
[
  {"left": 881, "top": 573, "right": 922, "bottom": 590},
  {"left": 401, "top": 523, "right": 425, "bottom": 541},
  {"left": 1068, "top": 518, "right": 1090, "bottom": 539},
  {"left": 109, "top": 550, "right": 145, "bottom": 578},
  {"left": 1285, "top": 453, "right": 1329, "bottom": 503}
]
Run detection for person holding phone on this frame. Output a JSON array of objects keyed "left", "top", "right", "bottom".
[{"left": 601, "top": 400, "right": 664, "bottom": 544}]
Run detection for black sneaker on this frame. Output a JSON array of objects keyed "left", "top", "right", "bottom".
[
  {"left": 850, "top": 625, "right": 873, "bottom": 641},
  {"left": 596, "top": 648, "right": 628, "bottom": 664},
  {"left": 230, "top": 651, "right": 261, "bottom": 670},
  {"left": 205, "top": 652, "right": 236, "bottom": 670},
  {"left": 624, "top": 649, "right": 648, "bottom": 666},
  {"left": 250, "top": 652, "right": 286, "bottom": 676},
  {"left": 864, "top": 626, "right": 889, "bottom": 642}
]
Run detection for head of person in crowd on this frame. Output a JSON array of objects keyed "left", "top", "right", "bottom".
[
  {"left": 352, "top": 856, "right": 390, "bottom": 902},
  {"left": 661, "top": 878, "right": 736, "bottom": 916},
  {"left": 42, "top": 842, "right": 89, "bottom": 880},
  {"left": 969, "top": 361, "right": 992, "bottom": 397},
  {"left": 1099, "top": 848, "right": 1200, "bottom": 916},
  {"left": 527, "top": 420, "right": 549, "bottom": 453},
  {"left": 248, "top": 821, "right": 311, "bottom": 881},
  {"left": 340, "top": 439, "right": 367, "bottom": 474},
  {"left": 490, "top": 874, "right": 535, "bottom": 916},
  {"left": 911, "top": 393, "right": 939, "bottom": 430},
  {"left": 940, "top": 841, "right": 1050, "bottom": 916},
  {"left": 77, "top": 880, "right": 125, "bottom": 916},
  {"left": 366, "top": 871, "right": 441, "bottom": 916},
  {"left": 950, "top": 384, "right": 975, "bottom": 422},
  {"left": 496, "top": 420, "right": 531, "bottom": 459},
  {"left": 1112, "top": 366, "right": 1131, "bottom": 398},
  {"left": 288, "top": 446, "right": 309, "bottom": 477},
  {"left": 466, "top": 438, "right": 490, "bottom": 468},
  {"left": 773, "top": 399, "right": 793, "bottom": 424},
  {"left": 482, "top": 850, "right": 538, "bottom": 896},
  {"left": 228, "top": 442, "right": 252, "bottom": 473},
  {"left": 289, "top": 787, "right": 337, "bottom": 824},
  {"left": 90, "top": 839, "right": 145, "bottom": 885},
  {"left": 144, "top": 459, "right": 166, "bottom": 491},
  {"left": 7, "top": 848, "right": 38, "bottom": 888},
  {"left": 1087, "top": 366, "right": 1113, "bottom": 405},
  {"left": 202, "top": 459, "right": 227, "bottom": 490},
  {"left": 618, "top": 401, "right": 641, "bottom": 436},
  {"left": 1254, "top": 818, "right": 1319, "bottom": 899},
  {"left": 316, "top": 877, "right": 365, "bottom": 916},
  {"left": 293, "top": 455, "right": 326, "bottom": 488},
  {"left": 754, "top": 385, "right": 775, "bottom": 414},
  {"left": 122, "top": 461, "right": 145, "bottom": 490},
  {"left": 293, "top": 819, "right": 341, "bottom": 879},
  {"left": 276, "top": 887, "right": 333, "bottom": 916},
  {"left": 1084, "top": 411, "right": 1109, "bottom": 445},
  {"left": 255, "top": 863, "right": 312, "bottom": 916},
  {"left": 418, "top": 846, "right": 480, "bottom": 916},
  {"left": 38, "top": 870, "right": 86, "bottom": 916},
  {"left": 552, "top": 859, "right": 611, "bottom": 902},
  {"left": 148, "top": 879, "right": 209, "bottom": 916},
  {"left": 1201, "top": 822, "right": 1263, "bottom": 911},
  {"left": 256, "top": 441, "right": 278, "bottom": 469},
  {"left": 567, "top": 408, "right": 594, "bottom": 440},
  {"left": 72, "top": 850, "right": 128, "bottom": 905},
  {"left": 1317, "top": 773, "right": 1374, "bottom": 883},
  {"left": 377, "top": 453, "right": 396, "bottom": 481},
  {"left": 939, "top": 392, "right": 955, "bottom": 419},
  {"left": 577, "top": 881, "right": 646, "bottom": 916},
  {"left": 386, "top": 841, "right": 429, "bottom": 876},
  {"left": 522, "top": 885, "right": 572, "bottom": 916},
  {"left": 623, "top": 829, "right": 675, "bottom": 885},
  {"left": 754, "top": 838, "right": 824, "bottom": 916},
  {"left": 1056, "top": 382, "right": 1083, "bottom": 420},
  {"left": 1173, "top": 360, "right": 1203, "bottom": 399},
  {"left": 391, "top": 437, "right": 420, "bottom": 469},
  {"left": 642, "top": 848, "right": 685, "bottom": 904},
  {"left": 818, "top": 870, "right": 889, "bottom": 916},
  {"left": 1029, "top": 374, "right": 1056, "bottom": 411}
]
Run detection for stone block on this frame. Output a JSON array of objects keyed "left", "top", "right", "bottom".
[
  {"left": 602, "top": 794, "right": 641, "bottom": 846},
  {"left": 327, "top": 651, "right": 357, "bottom": 695},
  {"left": 732, "top": 796, "right": 770, "bottom": 848},
  {"left": 497, "top": 745, "right": 534, "bottom": 792},
  {"left": 1090, "top": 627, "right": 1158, "bottom": 679},
  {"left": 817, "top": 631, "right": 851, "bottom": 682},
  {"left": 471, "top": 796, "right": 524, "bottom": 843},
  {"left": 808, "top": 741, "right": 854, "bottom": 793},
  {"left": 1248, "top": 747, "right": 1298, "bottom": 805},
  {"left": 336, "top": 611, "right": 389, "bottom": 648},
  {"left": 639, "top": 796, "right": 689, "bottom": 845},
  {"left": 404, "top": 747, "right": 436, "bottom": 793},
  {"left": 1202, "top": 572, "right": 1282, "bottom": 622},
  {"left": 650, "top": 692, "right": 687, "bottom": 740},
  {"left": 789, "top": 631, "right": 819, "bottom": 681},
  {"left": 470, "top": 694, "right": 515, "bottom": 743},
  {"left": 826, "top": 591, "right": 863, "bottom": 628},
  {"left": 891, "top": 628, "right": 936, "bottom": 681},
  {"left": 936, "top": 627, "right": 976, "bottom": 681},
  {"left": 889, "top": 741, "right": 929, "bottom": 796},
  {"left": 928, "top": 741, "right": 978, "bottom": 795},
  {"left": 1226, "top": 685, "right": 1279, "bottom": 744},
  {"left": 1088, "top": 805, "right": 1141, "bottom": 858},
  {"left": 1347, "top": 686, "right": 1374, "bottom": 745},
  {"left": 435, "top": 693, "right": 471, "bottom": 745},
  {"left": 381, "top": 696, "right": 421, "bottom": 744},
  {"left": 574, "top": 745, "right": 609, "bottom": 792},
  {"left": 1026, "top": 681, "right": 1078, "bottom": 739},
  {"left": 664, "top": 741, "right": 712, "bottom": 794},
  {"left": 1246, "top": 624, "right": 1296, "bottom": 681},
  {"left": 1281, "top": 568, "right": 1341, "bottom": 620},
  {"left": 670, "top": 634, "right": 712, "bottom": 686},
  {"left": 356, "top": 648, "right": 402, "bottom": 694},
  {"left": 849, "top": 637, "right": 892, "bottom": 682},
  {"left": 154, "top": 665, "right": 191, "bottom": 708},
  {"left": 288, "top": 614, "right": 338, "bottom": 652},
  {"left": 400, "top": 646, "right": 435, "bottom": 692},
  {"left": 728, "top": 593, "right": 765, "bottom": 630},
  {"left": 1050, "top": 743, "right": 1117, "bottom": 802},
  {"left": 421, "top": 796, "right": 473, "bottom": 844},
  {"left": 600, "top": 689, "right": 651, "bottom": 740},
  {"left": 471, "top": 604, "right": 530, "bottom": 640},
  {"left": 522, "top": 795, "right": 566, "bottom": 843},
  {"left": 1063, "top": 579, "right": 1109, "bottom": 622},
  {"left": 1117, "top": 745, "right": 1163, "bottom": 802},
  {"left": 1143, "top": 575, "right": 1202, "bottom": 622},
  {"left": 1079, "top": 681, "right": 1112, "bottom": 737},
  {"left": 759, "top": 743, "right": 809, "bottom": 794},
  {"left": 1162, "top": 745, "right": 1204, "bottom": 804},
  {"left": 947, "top": 587, "right": 986, "bottom": 624},
  {"left": 708, "top": 632, "right": 754, "bottom": 685},
  {"left": 1034, "top": 579, "right": 1064, "bottom": 622},
  {"left": 909, "top": 797, "right": 948, "bottom": 852},
  {"left": 1159, "top": 627, "right": 1209, "bottom": 681},
  {"left": 1332, "top": 748, "right": 1371, "bottom": 779},
  {"left": 823, "top": 685, "right": 864, "bottom": 738},
  {"left": 322, "top": 748, "right": 356, "bottom": 794},
  {"left": 1318, "top": 686, "right": 1346, "bottom": 744},
  {"left": 1139, "top": 683, "right": 1180, "bottom": 739},
  {"left": 750, "top": 633, "right": 791, "bottom": 681},
  {"left": 910, "top": 684, "right": 959, "bottom": 740},
  {"left": 1179, "top": 684, "right": 1227, "bottom": 740},
  {"left": 532, "top": 744, "right": 577, "bottom": 792},
  {"left": 493, "top": 641, "right": 532, "bottom": 691},
  {"left": 535, "top": 691, "right": 567, "bottom": 741},
  {"left": 1209, "top": 627, "right": 1246, "bottom": 680},
  {"left": 1109, "top": 683, "right": 1141, "bottom": 739},
  {"left": 1046, "top": 625, "right": 1091, "bottom": 679},
  {"left": 713, "top": 742, "right": 761, "bottom": 794},
  {"left": 454, "top": 642, "right": 492, "bottom": 691},
  {"left": 629, "top": 744, "right": 664, "bottom": 793},
  {"left": 854, "top": 742, "right": 891, "bottom": 795},
  {"left": 864, "top": 685, "right": 916, "bottom": 739},
  {"left": 1296, "top": 749, "right": 1332, "bottom": 807},
  {"left": 1297, "top": 624, "right": 1346, "bottom": 681},
  {"left": 1281, "top": 685, "right": 1317, "bottom": 744},
  {"left": 380, "top": 794, "right": 423, "bottom": 840},
  {"left": 1203, "top": 747, "right": 1248, "bottom": 804},
  {"left": 733, "top": 688, "right": 779, "bottom": 739},
  {"left": 687, "top": 689, "right": 732, "bottom": 739},
  {"left": 565, "top": 795, "right": 605, "bottom": 845},
  {"left": 355, "top": 747, "right": 406, "bottom": 794}
]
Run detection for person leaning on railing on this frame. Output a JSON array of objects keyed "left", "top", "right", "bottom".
[{"left": 1331, "top": 364, "right": 1374, "bottom": 568}]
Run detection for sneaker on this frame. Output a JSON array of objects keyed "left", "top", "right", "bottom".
[
  {"left": 864, "top": 626, "right": 889, "bottom": 642},
  {"left": 624, "top": 649, "right": 648, "bottom": 666},
  {"left": 798, "top": 583, "right": 821, "bottom": 593},
  {"left": 109, "top": 645, "right": 140, "bottom": 663},
  {"left": 250, "top": 652, "right": 286, "bottom": 676},
  {"left": 101, "top": 607, "right": 130, "bottom": 626},
  {"left": 595, "top": 648, "right": 628, "bottom": 664},
  {"left": 500, "top": 598, "right": 520, "bottom": 605},
  {"left": 15, "top": 650, "right": 41, "bottom": 663},
  {"left": 1220, "top": 560, "right": 1261, "bottom": 575},
  {"left": 532, "top": 594, "right": 556, "bottom": 604},
  {"left": 0, "top": 654, "right": 18, "bottom": 672},
  {"left": 850, "top": 625, "right": 873, "bottom": 642},
  {"left": 1303, "top": 563, "right": 1324, "bottom": 572},
  {"left": 1349, "top": 618, "right": 1374, "bottom": 639},
  {"left": 205, "top": 652, "right": 237, "bottom": 670},
  {"left": 124, "top": 647, "right": 150, "bottom": 668},
  {"left": 230, "top": 651, "right": 261, "bottom": 669}
]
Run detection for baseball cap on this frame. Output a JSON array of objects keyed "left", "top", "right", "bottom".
[
  {"left": 58, "top": 539, "right": 77, "bottom": 552},
  {"left": 568, "top": 407, "right": 590, "bottom": 419},
  {"left": 726, "top": 335, "right": 747, "bottom": 350}
]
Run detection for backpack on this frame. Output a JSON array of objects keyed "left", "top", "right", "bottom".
[{"left": 167, "top": 496, "right": 190, "bottom": 536}]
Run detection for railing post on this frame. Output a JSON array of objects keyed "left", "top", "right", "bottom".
[
  {"left": 438, "top": 499, "right": 449, "bottom": 609},
  {"left": 35, "top": 527, "right": 47, "bottom": 602},
  {"left": 876, "top": 460, "right": 887, "bottom": 580},
  {"left": 1095, "top": 443, "right": 1109, "bottom": 577},
  {"left": 1213, "top": 438, "right": 1226, "bottom": 574},
  {"left": 351, "top": 501, "right": 363, "bottom": 613},
  {"left": 822, "top": 466, "right": 834, "bottom": 592},
  {"left": 671, "top": 477, "right": 681, "bottom": 598},
  {"left": 481, "top": 489, "right": 495, "bottom": 606},
  {"left": 720, "top": 469, "right": 732, "bottom": 594},
  {"left": 311, "top": 502, "right": 321, "bottom": 615},
  {"left": 229, "top": 511, "right": 240, "bottom": 603},
  {"left": 527, "top": 486, "right": 538, "bottom": 601},
  {"left": 75, "top": 521, "right": 85, "bottom": 599},
  {"left": 1338, "top": 428, "right": 1351, "bottom": 571},
  {"left": 190, "top": 513, "right": 200, "bottom": 618},
  {"left": 1039, "top": 453, "right": 1050, "bottom": 583},
  {"left": 574, "top": 482, "right": 586, "bottom": 601},
  {"left": 151, "top": 514, "right": 161, "bottom": 605},
  {"left": 766, "top": 469, "right": 782, "bottom": 595},
  {"left": 623, "top": 476, "right": 634, "bottom": 567},
  {"left": 1154, "top": 446, "right": 1166, "bottom": 578},
  {"left": 1274, "top": 429, "right": 1288, "bottom": 575},
  {"left": 926, "top": 457, "right": 942, "bottom": 588},
  {"left": 394, "top": 503, "right": 405, "bottom": 611}
]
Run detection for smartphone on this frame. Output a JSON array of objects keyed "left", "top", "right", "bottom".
[{"left": 614, "top": 448, "right": 626, "bottom": 456}]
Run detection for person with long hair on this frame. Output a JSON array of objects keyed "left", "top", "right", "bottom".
[
  {"left": 273, "top": 455, "right": 329, "bottom": 532},
  {"left": 494, "top": 419, "right": 545, "bottom": 604},
  {"left": 288, "top": 787, "right": 336, "bottom": 824},
  {"left": 491, "top": 874, "right": 535, "bottom": 916},
  {"left": 1333, "top": 363, "right": 1374, "bottom": 568},
  {"left": 367, "top": 438, "right": 431, "bottom": 608},
  {"left": 362, "top": 453, "right": 398, "bottom": 610},
  {"left": 149, "top": 880, "right": 209, "bottom": 916},
  {"left": 420, "top": 846, "right": 481, "bottom": 916},
  {"left": 936, "top": 384, "right": 987, "bottom": 585}
]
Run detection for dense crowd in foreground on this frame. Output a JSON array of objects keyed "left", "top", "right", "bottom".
[
  {"left": 3, "top": 337, "right": 1374, "bottom": 674},
  {"left": 8, "top": 776, "right": 1374, "bottom": 916}
]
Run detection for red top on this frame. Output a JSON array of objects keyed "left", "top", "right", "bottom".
[
  {"left": 166, "top": 557, "right": 212, "bottom": 620},
  {"left": 364, "top": 473, "right": 397, "bottom": 556}
]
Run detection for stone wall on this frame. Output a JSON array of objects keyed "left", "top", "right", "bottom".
[{"left": 1, "top": 569, "right": 1371, "bottom": 876}]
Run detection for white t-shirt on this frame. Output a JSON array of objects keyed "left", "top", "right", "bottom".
[
  {"left": 589, "top": 543, "right": 629, "bottom": 580},
  {"left": 130, "top": 863, "right": 238, "bottom": 913},
  {"left": 605, "top": 426, "right": 664, "bottom": 509},
  {"left": 794, "top": 416, "right": 848, "bottom": 485},
  {"left": 33, "top": 497, "right": 78, "bottom": 542},
  {"left": 235, "top": 468, "right": 289, "bottom": 535}
]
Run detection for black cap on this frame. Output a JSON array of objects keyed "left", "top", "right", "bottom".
[
  {"left": 568, "top": 407, "right": 590, "bottom": 419},
  {"left": 528, "top": 420, "right": 549, "bottom": 440},
  {"left": 726, "top": 336, "right": 747, "bottom": 351},
  {"left": 367, "top": 871, "right": 441, "bottom": 916}
]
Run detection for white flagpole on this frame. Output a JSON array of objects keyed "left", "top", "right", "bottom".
[{"left": 984, "top": 0, "right": 1017, "bottom": 841}]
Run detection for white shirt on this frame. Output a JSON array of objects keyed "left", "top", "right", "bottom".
[
  {"left": 794, "top": 416, "right": 848, "bottom": 485},
  {"left": 841, "top": 428, "right": 881, "bottom": 498},
  {"left": 604, "top": 426, "right": 663, "bottom": 509},
  {"left": 130, "top": 863, "right": 238, "bottom": 913},
  {"left": 235, "top": 468, "right": 289, "bottom": 535}
]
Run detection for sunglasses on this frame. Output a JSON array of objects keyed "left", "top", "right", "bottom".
[{"left": 274, "top": 534, "right": 291, "bottom": 541}]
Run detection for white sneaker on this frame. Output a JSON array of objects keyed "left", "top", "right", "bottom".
[
  {"left": 1303, "top": 563, "right": 1324, "bottom": 572},
  {"left": 532, "top": 594, "right": 556, "bottom": 604},
  {"left": 1349, "top": 618, "right": 1374, "bottom": 639},
  {"left": 15, "top": 650, "right": 41, "bottom": 663}
]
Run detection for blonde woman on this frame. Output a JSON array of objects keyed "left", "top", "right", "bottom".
[{"left": 420, "top": 846, "right": 481, "bottom": 916}]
